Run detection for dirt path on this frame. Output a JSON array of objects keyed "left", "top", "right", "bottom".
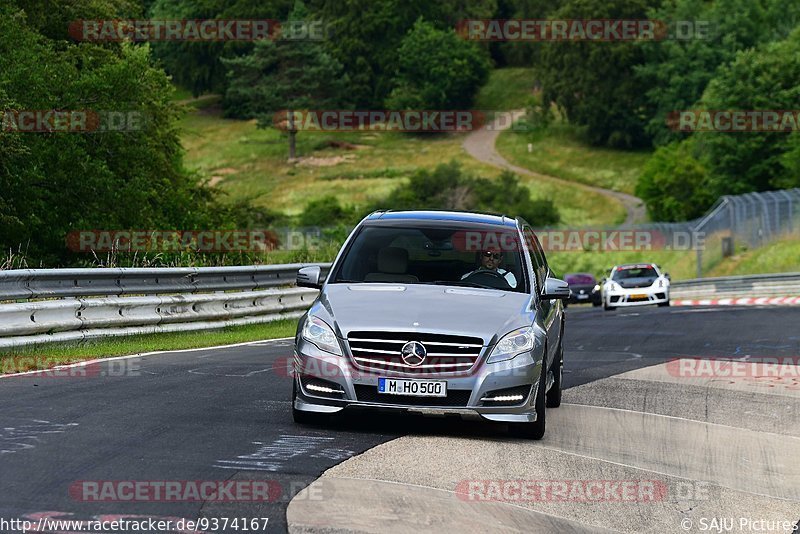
[{"left": 462, "top": 110, "right": 647, "bottom": 226}]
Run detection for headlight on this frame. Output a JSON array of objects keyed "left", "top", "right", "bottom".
[
  {"left": 487, "top": 327, "right": 537, "bottom": 363},
  {"left": 301, "top": 315, "right": 342, "bottom": 355},
  {"left": 593, "top": 284, "right": 600, "bottom": 292}
]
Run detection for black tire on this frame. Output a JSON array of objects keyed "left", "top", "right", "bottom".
[
  {"left": 603, "top": 302, "right": 616, "bottom": 311},
  {"left": 658, "top": 300, "right": 670, "bottom": 307},
  {"left": 508, "top": 356, "right": 547, "bottom": 440},
  {"left": 592, "top": 300, "right": 601, "bottom": 307},
  {"left": 546, "top": 341, "right": 563, "bottom": 408},
  {"left": 292, "top": 381, "right": 329, "bottom": 426}
]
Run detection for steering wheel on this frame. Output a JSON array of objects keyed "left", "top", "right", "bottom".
[{"left": 463, "top": 269, "right": 512, "bottom": 290}]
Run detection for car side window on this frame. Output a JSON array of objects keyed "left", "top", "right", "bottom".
[{"left": 523, "top": 226, "right": 546, "bottom": 293}]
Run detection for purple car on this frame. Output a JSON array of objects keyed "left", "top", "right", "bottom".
[{"left": 564, "top": 273, "right": 601, "bottom": 306}]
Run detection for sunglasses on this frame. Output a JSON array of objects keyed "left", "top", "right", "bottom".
[{"left": 482, "top": 251, "right": 502, "bottom": 260}]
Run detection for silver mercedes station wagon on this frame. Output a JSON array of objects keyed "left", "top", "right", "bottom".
[{"left": 292, "top": 210, "right": 569, "bottom": 439}]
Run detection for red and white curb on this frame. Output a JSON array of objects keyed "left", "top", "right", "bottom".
[{"left": 672, "top": 296, "right": 800, "bottom": 307}]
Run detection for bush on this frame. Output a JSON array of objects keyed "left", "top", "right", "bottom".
[
  {"left": 372, "top": 162, "right": 561, "bottom": 226},
  {"left": 636, "top": 140, "right": 712, "bottom": 221},
  {"left": 386, "top": 19, "right": 490, "bottom": 110},
  {"left": 300, "top": 196, "right": 356, "bottom": 227}
]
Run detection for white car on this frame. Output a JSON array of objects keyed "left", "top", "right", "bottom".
[{"left": 601, "top": 263, "right": 670, "bottom": 311}]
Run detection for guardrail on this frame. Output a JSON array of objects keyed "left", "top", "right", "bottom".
[
  {"left": 670, "top": 272, "right": 800, "bottom": 299},
  {"left": 0, "top": 266, "right": 795, "bottom": 349},
  {"left": 0, "top": 264, "right": 332, "bottom": 349}
]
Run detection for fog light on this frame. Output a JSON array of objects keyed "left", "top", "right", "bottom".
[
  {"left": 481, "top": 394, "right": 524, "bottom": 402},
  {"left": 307, "top": 383, "right": 344, "bottom": 394}
]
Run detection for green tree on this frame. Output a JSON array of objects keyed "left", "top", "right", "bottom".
[
  {"left": 149, "top": 0, "right": 293, "bottom": 96},
  {"left": 698, "top": 27, "right": 800, "bottom": 198},
  {"left": 636, "top": 140, "right": 712, "bottom": 221},
  {"left": 0, "top": 5, "right": 234, "bottom": 266},
  {"left": 636, "top": 0, "right": 800, "bottom": 146},
  {"left": 223, "top": 1, "right": 349, "bottom": 158},
  {"left": 386, "top": 19, "right": 490, "bottom": 110},
  {"left": 311, "top": 0, "right": 497, "bottom": 108},
  {"left": 536, "top": 0, "right": 655, "bottom": 148}
]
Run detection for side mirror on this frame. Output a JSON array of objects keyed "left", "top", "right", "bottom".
[
  {"left": 664, "top": 273, "right": 671, "bottom": 281},
  {"left": 542, "top": 277, "right": 571, "bottom": 300},
  {"left": 296, "top": 266, "right": 323, "bottom": 289}
]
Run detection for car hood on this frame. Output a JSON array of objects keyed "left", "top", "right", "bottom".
[{"left": 318, "top": 283, "right": 533, "bottom": 345}]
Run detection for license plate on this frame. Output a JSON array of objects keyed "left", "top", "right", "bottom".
[
  {"left": 577, "top": 294, "right": 589, "bottom": 299},
  {"left": 378, "top": 378, "right": 447, "bottom": 397},
  {"left": 630, "top": 294, "right": 647, "bottom": 299}
]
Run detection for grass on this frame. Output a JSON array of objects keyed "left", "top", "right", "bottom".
[
  {"left": 474, "top": 68, "right": 538, "bottom": 111},
  {"left": 547, "top": 249, "right": 698, "bottom": 281},
  {"left": 179, "top": 104, "right": 625, "bottom": 227},
  {"left": 0, "top": 319, "right": 297, "bottom": 374},
  {"left": 705, "top": 236, "right": 800, "bottom": 277},
  {"left": 547, "top": 232, "right": 800, "bottom": 282},
  {"left": 496, "top": 122, "right": 651, "bottom": 195}
]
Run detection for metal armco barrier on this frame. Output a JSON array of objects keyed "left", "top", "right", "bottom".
[
  {"left": 0, "top": 264, "right": 330, "bottom": 301},
  {"left": 670, "top": 272, "right": 800, "bottom": 300},
  {"left": 0, "top": 265, "right": 796, "bottom": 348},
  {"left": 0, "top": 264, "right": 331, "bottom": 349}
]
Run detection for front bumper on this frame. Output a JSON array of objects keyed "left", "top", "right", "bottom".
[
  {"left": 292, "top": 338, "right": 543, "bottom": 423},
  {"left": 568, "top": 288, "right": 601, "bottom": 304},
  {"left": 604, "top": 285, "right": 669, "bottom": 307}
]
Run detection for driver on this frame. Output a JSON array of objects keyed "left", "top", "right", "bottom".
[{"left": 462, "top": 248, "right": 517, "bottom": 287}]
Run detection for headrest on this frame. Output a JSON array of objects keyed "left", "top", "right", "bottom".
[{"left": 377, "top": 247, "right": 409, "bottom": 274}]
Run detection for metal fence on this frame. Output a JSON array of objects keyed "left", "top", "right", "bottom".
[
  {"left": 636, "top": 188, "right": 800, "bottom": 277},
  {"left": 0, "top": 264, "right": 329, "bottom": 349}
]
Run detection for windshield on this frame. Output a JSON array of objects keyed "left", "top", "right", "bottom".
[
  {"left": 332, "top": 225, "right": 528, "bottom": 293},
  {"left": 612, "top": 265, "right": 658, "bottom": 280}
]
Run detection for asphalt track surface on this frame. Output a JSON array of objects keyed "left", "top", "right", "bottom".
[{"left": 1, "top": 305, "right": 798, "bottom": 533}]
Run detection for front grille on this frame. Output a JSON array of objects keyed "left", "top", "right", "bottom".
[
  {"left": 620, "top": 280, "right": 655, "bottom": 289},
  {"left": 347, "top": 331, "right": 484, "bottom": 375},
  {"left": 353, "top": 384, "right": 472, "bottom": 407}
]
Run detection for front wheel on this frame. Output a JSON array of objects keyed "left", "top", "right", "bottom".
[
  {"left": 509, "top": 358, "right": 547, "bottom": 440},
  {"left": 658, "top": 300, "right": 670, "bottom": 307},
  {"left": 546, "top": 341, "right": 563, "bottom": 408},
  {"left": 603, "top": 301, "right": 616, "bottom": 311}
]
